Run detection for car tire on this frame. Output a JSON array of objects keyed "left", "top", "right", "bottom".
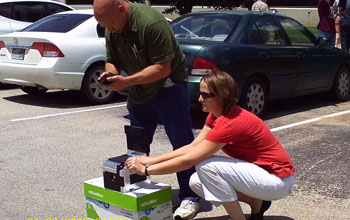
[
  {"left": 332, "top": 67, "right": 350, "bottom": 101},
  {"left": 20, "top": 86, "right": 47, "bottom": 95},
  {"left": 80, "top": 64, "right": 115, "bottom": 105},
  {"left": 239, "top": 77, "right": 268, "bottom": 116}
]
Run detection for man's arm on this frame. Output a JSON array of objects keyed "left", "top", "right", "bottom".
[
  {"left": 105, "top": 62, "right": 120, "bottom": 75},
  {"left": 101, "top": 60, "right": 171, "bottom": 91},
  {"left": 126, "top": 60, "right": 171, "bottom": 84}
]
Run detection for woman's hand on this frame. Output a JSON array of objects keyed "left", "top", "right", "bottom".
[{"left": 125, "top": 157, "right": 146, "bottom": 176}]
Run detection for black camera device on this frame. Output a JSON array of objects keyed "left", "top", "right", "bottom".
[{"left": 103, "top": 125, "right": 148, "bottom": 192}]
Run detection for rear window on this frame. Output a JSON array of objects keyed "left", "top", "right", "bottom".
[
  {"left": 11, "top": 2, "right": 46, "bottom": 22},
  {"left": 171, "top": 14, "right": 241, "bottom": 42},
  {"left": 22, "top": 14, "right": 92, "bottom": 33},
  {"left": 0, "top": 3, "right": 11, "bottom": 19}
]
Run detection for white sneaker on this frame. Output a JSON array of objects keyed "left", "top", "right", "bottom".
[{"left": 173, "top": 197, "right": 200, "bottom": 220}]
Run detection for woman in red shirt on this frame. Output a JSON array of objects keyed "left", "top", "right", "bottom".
[{"left": 125, "top": 71, "right": 296, "bottom": 220}]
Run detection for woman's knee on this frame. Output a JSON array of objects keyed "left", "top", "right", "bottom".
[{"left": 189, "top": 172, "right": 200, "bottom": 191}]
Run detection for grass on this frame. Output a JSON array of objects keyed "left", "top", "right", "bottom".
[{"left": 305, "top": 26, "right": 317, "bottom": 36}]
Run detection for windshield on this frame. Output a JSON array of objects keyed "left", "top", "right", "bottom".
[
  {"left": 171, "top": 14, "right": 241, "bottom": 42},
  {"left": 22, "top": 14, "right": 93, "bottom": 33}
]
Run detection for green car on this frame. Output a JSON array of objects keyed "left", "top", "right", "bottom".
[{"left": 171, "top": 11, "right": 350, "bottom": 116}]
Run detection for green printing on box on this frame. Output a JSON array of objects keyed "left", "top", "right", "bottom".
[{"left": 84, "top": 177, "right": 172, "bottom": 220}]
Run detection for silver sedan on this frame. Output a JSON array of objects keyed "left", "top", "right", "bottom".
[{"left": 0, "top": 9, "right": 114, "bottom": 104}]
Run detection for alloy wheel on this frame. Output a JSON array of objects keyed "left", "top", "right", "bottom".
[
  {"left": 246, "top": 83, "right": 265, "bottom": 115},
  {"left": 89, "top": 69, "right": 112, "bottom": 100},
  {"left": 338, "top": 71, "right": 350, "bottom": 98}
]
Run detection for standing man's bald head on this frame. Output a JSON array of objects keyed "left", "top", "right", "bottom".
[{"left": 93, "top": 0, "right": 129, "bottom": 33}]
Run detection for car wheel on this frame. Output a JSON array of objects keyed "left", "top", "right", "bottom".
[
  {"left": 239, "top": 77, "right": 268, "bottom": 116},
  {"left": 20, "top": 86, "right": 47, "bottom": 95},
  {"left": 332, "top": 67, "right": 350, "bottom": 101},
  {"left": 81, "top": 64, "right": 115, "bottom": 105}
]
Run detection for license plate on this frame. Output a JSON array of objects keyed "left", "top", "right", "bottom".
[{"left": 11, "top": 48, "right": 25, "bottom": 60}]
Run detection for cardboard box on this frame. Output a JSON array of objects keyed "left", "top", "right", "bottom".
[{"left": 84, "top": 177, "right": 173, "bottom": 220}]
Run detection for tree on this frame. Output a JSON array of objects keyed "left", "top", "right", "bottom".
[{"left": 162, "top": 0, "right": 249, "bottom": 15}]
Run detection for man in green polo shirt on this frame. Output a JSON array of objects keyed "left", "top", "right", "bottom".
[{"left": 93, "top": 0, "right": 200, "bottom": 219}]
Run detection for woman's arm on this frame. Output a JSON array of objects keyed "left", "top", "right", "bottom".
[
  {"left": 140, "top": 125, "right": 212, "bottom": 165},
  {"left": 146, "top": 140, "right": 226, "bottom": 175},
  {"left": 125, "top": 127, "right": 226, "bottom": 175}
]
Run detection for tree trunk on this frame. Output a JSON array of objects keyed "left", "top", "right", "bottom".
[
  {"left": 145, "top": 0, "right": 151, "bottom": 6},
  {"left": 176, "top": 1, "right": 193, "bottom": 15}
]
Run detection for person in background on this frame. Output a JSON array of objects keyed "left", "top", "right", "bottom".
[
  {"left": 338, "top": 0, "right": 350, "bottom": 51},
  {"left": 125, "top": 71, "right": 296, "bottom": 220},
  {"left": 317, "top": 0, "right": 336, "bottom": 46},
  {"left": 93, "top": 0, "right": 200, "bottom": 219},
  {"left": 251, "top": 0, "right": 270, "bottom": 12},
  {"left": 333, "top": 0, "right": 342, "bottom": 47}
]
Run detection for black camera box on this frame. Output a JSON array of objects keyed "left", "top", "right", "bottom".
[{"left": 103, "top": 125, "right": 148, "bottom": 192}]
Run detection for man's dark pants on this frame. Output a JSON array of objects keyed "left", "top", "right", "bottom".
[
  {"left": 127, "top": 82, "right": 197, "bottom": 199},
  {"left": 340, "top": 22, "right": 350, "bottom": 51}
]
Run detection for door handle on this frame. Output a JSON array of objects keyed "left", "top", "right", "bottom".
[
  {"left": 296, "top": 52, "right": 304, "bottom": 59},
  {"left": 259, "top": 52, "right": 268, "bottom": 59}
]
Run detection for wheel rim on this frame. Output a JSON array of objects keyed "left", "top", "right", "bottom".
[
  {"left": 338, "top": 72, "right": 350, "bottom": 97},
  {"left": 89, "top": 69, "right": 112, "bottom": 100},
  {"left": 246, "top": 83, "right": 265, "bottom": 115}
]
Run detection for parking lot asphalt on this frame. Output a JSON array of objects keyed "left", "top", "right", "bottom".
[{"left": 1, "top": 88, "right": 349, "bottom": 220}]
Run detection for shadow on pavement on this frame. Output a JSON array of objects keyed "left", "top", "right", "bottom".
[
  {"left": 2, "top": 89, "right": 127, "bottom": 109},
  {"left": 266, "top": 217, "right": 294, "bottom": 220},
  {"left": 194, "top": 214, "right": 294, "bottom": 220},
  {"left": 262, "top": 92, "right": 343, "bottom": 120},
  {"left": 195, "top": 215, "right": 229, "bottom": 220},
  {"left": 189, "top": 93, "right": 344, "bottom": 128},
  {"left": 0, "top": 83, "right": 18, "bottom": 90}
]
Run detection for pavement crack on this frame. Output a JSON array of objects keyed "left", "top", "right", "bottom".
[{"left": 298, "top": 151, "right": 342, "bottom": 179}]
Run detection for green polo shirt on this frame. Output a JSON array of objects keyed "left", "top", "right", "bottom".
[{"left": 105, "top": 2, "right": 187, "bottom": 106}]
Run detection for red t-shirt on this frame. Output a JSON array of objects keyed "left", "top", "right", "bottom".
[{"left": 205, "top": 106, "right": 296, "bottom": 178}]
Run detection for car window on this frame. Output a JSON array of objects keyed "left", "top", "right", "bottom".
[
  {"left": 250, "top": 16, "right": 287, "bottom": 46},
  {"left": 11, "top": 2, "right": 47, "bottom": 22},
  {"left": 97, "top": 23, "right": 105, "bottom": 38},
  {"left": 171, "top": 14, "right": 241, "bottom": 42},
  {"left": 22, "top": 14, "right": 93, "bottom": 33},
  {"left": 0, "top": 3, "right": 11, "bottom": 19},
  {"left": 278, "top": 17, "right": 315, "bottom": 46},
  {"left": 46, "top": 3, "right": 72, "bottom": 15}
]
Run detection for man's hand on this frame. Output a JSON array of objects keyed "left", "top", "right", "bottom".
[
  {"left": 98, "top": 71, "right": 115, "bottom": 84},
  {"left": 98, "top": 71, "right": 130, "bottom": 91}
]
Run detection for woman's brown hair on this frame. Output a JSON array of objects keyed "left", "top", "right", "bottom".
[{"left": 201, "top": 71, "right": 239, "bottom": 115}]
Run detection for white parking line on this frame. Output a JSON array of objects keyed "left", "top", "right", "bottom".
[
  {"left": 10, "top": 103, "right": 127, "bottom": 122},
  {"left": 271, "top": 109, "right": 350, "bottom": 132},
  {"left": 11, "top": 104, "right": 350, "bottom": 132}
]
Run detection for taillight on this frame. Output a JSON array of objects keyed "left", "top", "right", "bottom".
[
  {"left": 31, "top": 42, "right": 64, "bottom": 57},
  {"left": 0, "top": 41, "right": 5, "bottom": 49},
  {"left": 191, "top": 56, "right": 219, "bottom": 76}
]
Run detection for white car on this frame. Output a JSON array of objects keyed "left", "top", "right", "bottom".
[
  {"left": 0, "top": 9, "right": 115, "bottom": 104},
  {"left": 0, "top": 0, "right": 74, "bottom": 36}
]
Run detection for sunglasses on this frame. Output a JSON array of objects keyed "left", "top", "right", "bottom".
[{"left": 200, "top": 92, "right": 215, "bottom": 99}]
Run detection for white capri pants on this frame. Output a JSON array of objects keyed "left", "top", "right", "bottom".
[{"left": 189, "top": 156, "right": 295, "bottom": 205}]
